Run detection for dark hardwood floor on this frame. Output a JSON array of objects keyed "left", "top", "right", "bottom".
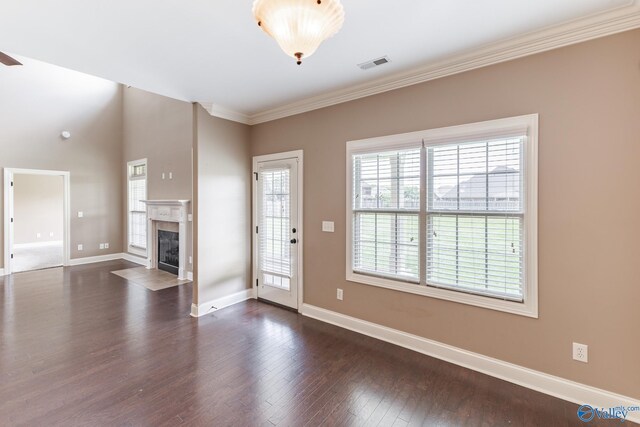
[{"left": 0, "top": 260, "right": 618, "bottom": 426}]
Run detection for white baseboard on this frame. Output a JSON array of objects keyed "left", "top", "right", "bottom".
[
  {"left": 300, "top": 304, "right": 640, "bottom": 424},
  {"left": 122, "top": 252, "right": 147, "bottom": 266},
  {"left": 68, "top": 253, "right": 125, "bottom": 266},
  {"left": 4, "top": 252, "right": 194, "bottom": 280},
  {"left": 2, "top": 253, "right": 124, "bottom": 273},
  {"left": 191, "top": 288, "right": 256, "bottom": 318},
  {"left": 13, "top": 240, "right": 63, "bottom": 248},
  {"left": 190, "top": 303, "right": 199, "bottom": 318}
]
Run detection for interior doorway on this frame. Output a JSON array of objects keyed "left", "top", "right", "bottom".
[{"left": 3, "top": 168, "right": 71, "bottom": 274}]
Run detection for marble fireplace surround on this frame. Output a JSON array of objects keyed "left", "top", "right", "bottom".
[{"left": 142, "top": 200, "right": 190, "bottom": 280}]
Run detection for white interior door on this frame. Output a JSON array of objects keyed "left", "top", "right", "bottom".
[{"left": 255, "top": 157, "right": 299, "bottom": 309}]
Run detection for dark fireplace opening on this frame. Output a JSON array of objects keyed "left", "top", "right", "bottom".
[{"left": 158, "top": 230, "right": 179, "bottom": 275}]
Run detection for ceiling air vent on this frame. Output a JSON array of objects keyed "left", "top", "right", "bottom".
[{"left": 357, "top": 56, "right": 391, "bottom": 71}]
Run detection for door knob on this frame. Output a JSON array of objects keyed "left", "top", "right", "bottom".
[{"left": 290, "top": 238, "right": 297, "bottom": 244}]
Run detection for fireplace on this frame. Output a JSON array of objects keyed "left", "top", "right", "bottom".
[
  {"left": 158, "top": 230, "right": 179, "bottom": 275},
  {"left": 142, "top": 200, "right": 191, "bottom": 280}
]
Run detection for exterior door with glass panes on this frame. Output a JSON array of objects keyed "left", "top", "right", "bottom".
[{"left": 256, "top": 158, "right": 299, "bottom": 309}]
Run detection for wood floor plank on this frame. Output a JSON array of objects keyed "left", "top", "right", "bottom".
[{"left": 0, "top": 261, "right": 625, "bottom": 426}]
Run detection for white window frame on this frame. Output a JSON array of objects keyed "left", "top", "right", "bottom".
[
  {"left": 346, "top": 114, "right": 538, "bottom": 318},
  {"left": 127, "top": 158, "right": 148, "bottom": 257}
]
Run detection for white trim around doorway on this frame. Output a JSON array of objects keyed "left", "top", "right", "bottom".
[
  {"left": 3, "top": 168, "right": 71, "bottom": 275},
  {"left": 252, "top": 150, "right": 304, "bottom": 311}
]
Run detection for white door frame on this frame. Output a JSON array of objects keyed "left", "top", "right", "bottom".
[
  {"left": 252, "top": 150, "right": 304, "bottom": 311},
  {"left": 3, "top": 168, "right": 71, "bottom": 275}
]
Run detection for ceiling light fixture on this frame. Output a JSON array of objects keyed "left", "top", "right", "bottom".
[{"left": 252, "top": 0, "right": 345, "bottom": 65}]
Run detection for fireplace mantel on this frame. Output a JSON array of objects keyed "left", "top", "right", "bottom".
[{"left": 142, "top": 200, "right": 191, "bottom": 280}]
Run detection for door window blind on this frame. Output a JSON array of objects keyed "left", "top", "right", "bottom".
[
  {"left": 260, "top": 167, "right": 291, "bottom": 290},
  {"left": 352, "top": 149, "right": 421, "bottom": 282},
  {"left": 427, "top": 138, "right": 524, "bottom": 300}
]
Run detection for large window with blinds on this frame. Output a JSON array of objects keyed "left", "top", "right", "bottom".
[
  {"left": 127, "top": 159, "right": 147, "bottom": 254},
  {"left": 347, "top": 115, "right": 538, "bottom": 317}
]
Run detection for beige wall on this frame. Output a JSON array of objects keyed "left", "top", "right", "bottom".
[
  {"left": 2, "top": 24, "right": 637, "bottom": 400},
  {"left": 122, "top": 87, "right": 193, "bottom": 201},
  {"left": 250, "top": 30, "right": 640, "bottom": 398},
  {"left": 0, "top": 57, "right": 123, "bottom": 266},
  {"left": 13, "top": 174, "right": 64, "bottom": 245},
  {"left": 194, "top": 105, "right": 251, "bottom": 305},
  {"left": 122, "top": 87, "right": 194, "bottom": 267}
]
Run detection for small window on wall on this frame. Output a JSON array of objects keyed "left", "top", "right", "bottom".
[
  {"left": 128, "top": 159, "right": 147, "bottom": 254},
  {"left": 346, "top": 114, "right": 538, "bottom": 318}
]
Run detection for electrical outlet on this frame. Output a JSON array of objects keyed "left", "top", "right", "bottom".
[
  {"left": 99, "top": 243, "right": 105, "bottom": 250},
  {"left": 36, "top": 233, "right": 41, "bottom": 239},
  {"left": 78, "top": 211, "right": 83, "bottom": 218},
  {"left": 104, "top": 243, "right": 109, "bottom": 249},
  {"left": 169, "top": 172, "right": 173, "bottom": 180},
  {"left": 77, "top": 244, "right": 83, "bottom": 251},
  {"left": 573, "top": 342, "right": 588, "bottom": 363},
  {"left": 337, "top": 288, "right": 344, "bottom": 301},
  {"left": 49, "top": 232, "right": 54, "bottom": 237}
]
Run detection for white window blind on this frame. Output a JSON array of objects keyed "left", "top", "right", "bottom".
[
  {"left": 347, "top": 115, "right": 537, "bottom": 315},
  {"left": 427, "top": 138, "right": 524, "bottom": 300},
  {"left": 352, "top": 149, "right": 421, "bottom": 282},
  {"left": 128, "top": 161, "right": 147, "bottom": 250},
  {"left": 260, "top": 167, "right": 291, "bottom": 291}
]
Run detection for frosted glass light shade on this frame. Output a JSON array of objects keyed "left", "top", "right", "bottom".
[{"left": 253, "top": 0, "right": 345, "bottom": 64}]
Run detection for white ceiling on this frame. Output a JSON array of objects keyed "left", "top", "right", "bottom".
[{"left": 0, "top": 0, "right": 637, "bottom": 122}]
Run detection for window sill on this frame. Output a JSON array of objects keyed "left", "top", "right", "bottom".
[{"left": 346, "top": 271, "right": 538, "bottom": 318}]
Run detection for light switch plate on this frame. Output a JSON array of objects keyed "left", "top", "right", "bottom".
[
  {"left": 77, "top": 211, "right": 83, "bottom": 218},
  {"left": 322, "top": 221, "right": 335, "bottom": 233}
]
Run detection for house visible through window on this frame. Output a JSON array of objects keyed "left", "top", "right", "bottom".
[
  {"left": 128, "top": 159, "right": 147, "bottom": 253},
  {"left": 347, "top": 115, "right": 538, "bottom": 317},
  {"left": 427, "top": 138, "right": 523, "bottom": 300}
]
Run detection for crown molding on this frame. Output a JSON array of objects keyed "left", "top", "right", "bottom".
[
  {"left": 201, "top": 1, "right": 640, "bottom": 126},
  {"left": 199, "top": 102, "right": 251, "bottom": 125}
]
